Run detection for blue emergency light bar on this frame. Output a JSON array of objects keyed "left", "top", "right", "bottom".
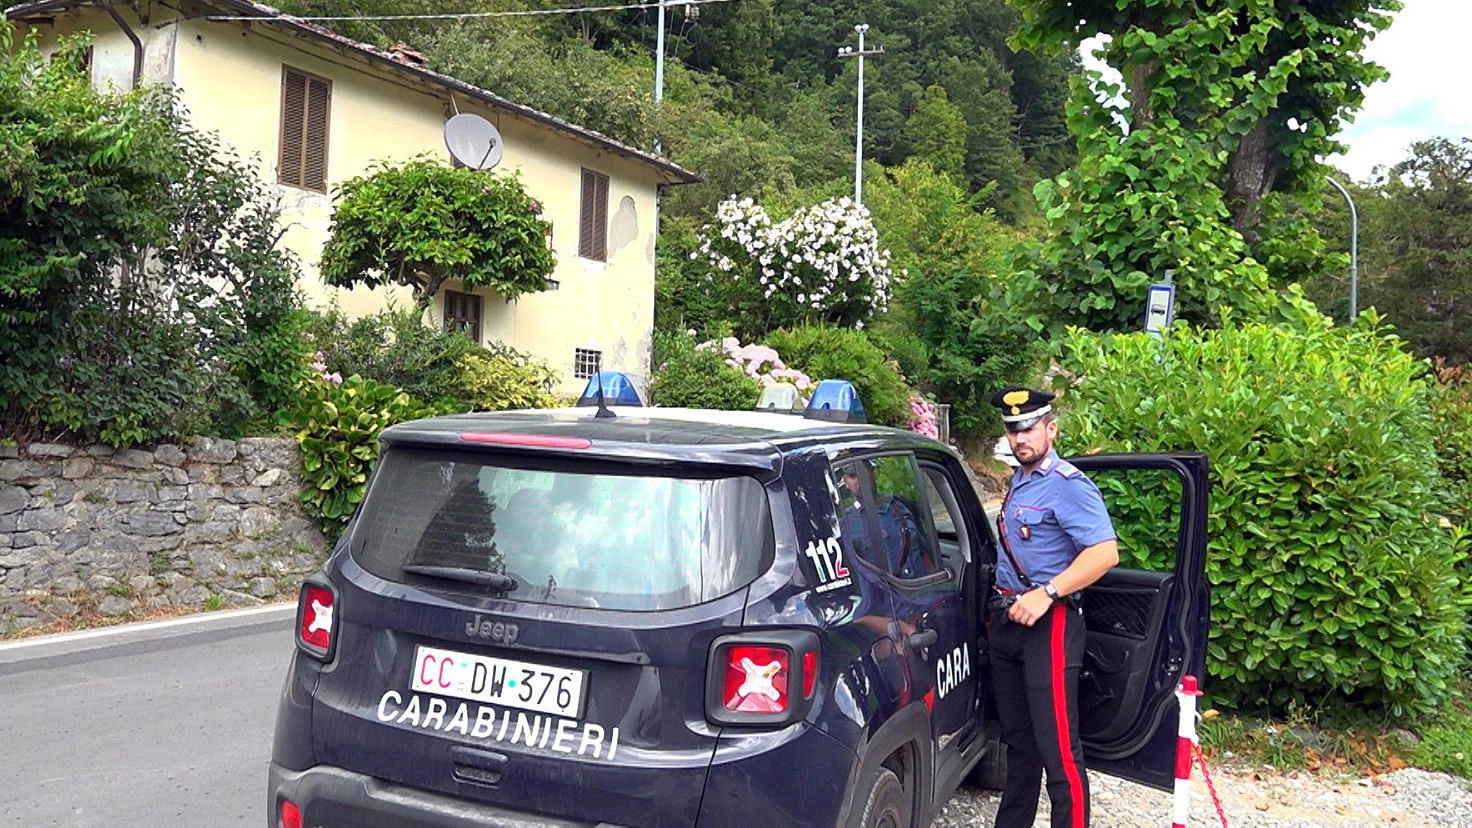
[
  {"left": 575, "top": 371, "right": 644, "bottom": 407},
  {"left": 803, "top": 379, "right": 867, "bottom": 423}
]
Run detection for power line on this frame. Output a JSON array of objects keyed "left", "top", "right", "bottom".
[{"left": 204, "top": 0, "right": 738, "bottom": 23}]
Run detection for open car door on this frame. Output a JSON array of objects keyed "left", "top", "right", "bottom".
[{"left": 1065, "top": 453, "right": 1210, "bottom": 790}]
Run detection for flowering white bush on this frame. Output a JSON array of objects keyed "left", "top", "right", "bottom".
[
  {"left": 699, "top": 336, "right": 813, "bottom": 390},
  {"left": 694, "top": 196, "right": 896, "bottom": 331},
  {"left": 908, "top": 395, "right": 939, "bottom": 440}
]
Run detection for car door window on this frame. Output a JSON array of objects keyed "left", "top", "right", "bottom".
[
  {"left": 833, "top": 454, "right": 944, "bottom": 582},
  {"left": 919, "top": 463, "right": 972, "bottom": 578}
]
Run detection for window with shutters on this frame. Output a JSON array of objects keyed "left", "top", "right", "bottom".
[
  {"left": 444, "top": 290, "right": 483, "bottom": 344},
  {"left": 278, "top": 66, "right": 331, "bottom": 192},
  {"left": 578, "top": 168, "right": 609, "bottom": 262}
]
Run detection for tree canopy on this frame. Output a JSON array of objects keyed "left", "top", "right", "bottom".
[
  {"left": 319, "top": 158, "right": 555, "bottom": 310},
  {"left": 1005, "top": 0, "right": 1401, "bottom": 333}
]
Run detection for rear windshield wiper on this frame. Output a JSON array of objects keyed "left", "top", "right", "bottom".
[{"left": 401, "top": 565, "right": 518, "bottom": 593}]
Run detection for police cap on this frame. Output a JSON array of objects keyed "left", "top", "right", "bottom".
[{"left": 989, "top": 385, "right": 1055, "bottom": 432}]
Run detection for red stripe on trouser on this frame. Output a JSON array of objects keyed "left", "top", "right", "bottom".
[{"left": 1050, "top": 608, "right": 1085, "bottom": 828}]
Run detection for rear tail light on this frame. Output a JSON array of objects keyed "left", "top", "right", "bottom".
[
  {"left": 295, "top": 580, "right": 338, "bottom": 661},
  {"left": 722, "top": 645, "right": 790, "bottom": 714},
  {"left": 706, "top": 631, "right": 819, "bottom": 727},
  {"left": 278, "top": 799, "right": 302, "bottom": 828}
]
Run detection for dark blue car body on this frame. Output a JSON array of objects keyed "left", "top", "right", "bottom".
[{"left": 268, "top": 407, "right": 1210, "bottom": 826}]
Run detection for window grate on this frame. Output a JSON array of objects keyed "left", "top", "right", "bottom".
[
  {"left": 574, "top": 348, "right": 602, "bottom": 379},
  {"left": 444, "top": 290, "right": 483, "bottom": 344}
]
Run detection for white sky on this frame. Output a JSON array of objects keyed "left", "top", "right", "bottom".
[
  {"left": 1329, "top": 0, "right": 1472, "bottom": 182},
  {"left": 1079, "top": 1, "right": 1472, "bottom": 184}
]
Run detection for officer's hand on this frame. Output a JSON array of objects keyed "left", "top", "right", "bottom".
[{"left": 1008, "top": 589, "right": 1053, "bottom": 627}]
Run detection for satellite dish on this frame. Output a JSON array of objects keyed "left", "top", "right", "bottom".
[{"left": 445, "top": 112, "right": 503, "bottom": 170}]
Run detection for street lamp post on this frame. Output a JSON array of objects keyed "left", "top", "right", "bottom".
[
  {"left": 837, "top": 25, "right": 883, "bottom": 205},
  {"left": 1325, "top": 175, "right": 1359, "bottom": 321}
]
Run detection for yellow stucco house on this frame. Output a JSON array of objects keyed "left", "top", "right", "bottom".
[{"left": 6, "top": 0, "right": 699, "bottom": 395}]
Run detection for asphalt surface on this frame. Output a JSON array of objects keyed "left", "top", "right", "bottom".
[{"left": 0, "top": 605, "right": 296, "bottom": 827}]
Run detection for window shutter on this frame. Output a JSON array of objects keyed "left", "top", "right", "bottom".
[
  {"left": 304, "top": 76, "right": 330, "bottom": 191},
  {"left": 278, "top": 66, "right": 331, "bottom": 192},
  {"left": 594, "top": 173, "right": 608, "bottom": 259},
  {"left": 279, "top": 70, "right": 306, "bottom": 187},
  {"left": 579, "top": 168, "right": 609, "bottom": 261}
]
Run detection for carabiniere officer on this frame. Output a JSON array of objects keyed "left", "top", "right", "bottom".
[{"left": 987, "top": 385, "right": 1119, "bottom": 828}]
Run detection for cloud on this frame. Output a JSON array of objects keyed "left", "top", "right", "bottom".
[{"left": 1328, "top": 0, "right": 1472, "bottom": 181}]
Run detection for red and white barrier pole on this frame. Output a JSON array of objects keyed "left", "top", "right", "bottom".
[{"left": 1172, "top": 675, "right": 1203, "bottom": 828}]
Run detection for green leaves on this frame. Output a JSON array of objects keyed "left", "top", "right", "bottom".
[
  {"left": 1058, "top": 316, "right": 1468, "bottom": 718},
  {"left": 289, "top": 374, "right": 434, "bottom": 537},
  {"left": 319, "top": 158, "right": 555, "bottom": 309}
]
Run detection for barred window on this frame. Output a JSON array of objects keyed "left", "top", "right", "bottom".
[
  {"left": 578, "top": 168, "right": 609, "bottom": 261},
  {"left": 445, "top": 290, "right": 483, "bottom": 344},
  {"left": 278, "top": 66, "right": 331, "bottom": 191},
  {"left": 574, "top": 348, "right": 602, "bottom": 379}
]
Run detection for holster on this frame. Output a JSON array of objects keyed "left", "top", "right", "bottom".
[{"left": 986, "top": 593, "right": 1016, "bottom": 615}]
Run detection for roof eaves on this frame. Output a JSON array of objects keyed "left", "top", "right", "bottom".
[{"left": 3, "top": 0, "right": 703, "bottom": 185}]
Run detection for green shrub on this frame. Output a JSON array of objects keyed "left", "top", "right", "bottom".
[
  {"left": 288, "top": 374, "right": 433, "bottom": 536},
  {"left": 649, "top": 331, "right": 761, "bottom": 410},
  {"left": 1430, "top": 360, "right": 1472, "bottom": 529},
  {"left": 450, "top": 344, "right": 561, "bottom": 411},
  {"left": 303, "top": 306, "right": 481, "bottom": 408},
  {"left": 1058, "top": 300, "right": 1468, "bottom": 718},
  {"left": 764, "top": 326, "right": 912, "bottom": 427},
  {"left": 1, "top": 27, "right": 310, "bottom": 446}
]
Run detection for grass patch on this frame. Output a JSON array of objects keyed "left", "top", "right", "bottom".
[
  {"left": 1410, "top": 690, "right": 1472, "bottom": 778},
  {"left": 1195, "top": 698, "right": 1424, "bottom": 777},
  {"left": 203, "top": 593, "right": 227, "bottom": 611}
]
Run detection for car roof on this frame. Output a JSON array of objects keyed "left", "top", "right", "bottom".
[{"left": 380, "top": 407, "right": 944, "bottom": 475}]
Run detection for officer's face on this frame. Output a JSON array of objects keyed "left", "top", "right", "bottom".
[{"left": 1005, "top": 417, "right": 1056, "bottom": 467}]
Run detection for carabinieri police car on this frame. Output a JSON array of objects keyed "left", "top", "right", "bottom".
[{"left": 267, "top": 379, "right": 1210, "bottom": 827}]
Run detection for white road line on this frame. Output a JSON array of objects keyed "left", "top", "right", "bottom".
[{"left": 0, "top": 602, "right": 294, "bottom": 652}]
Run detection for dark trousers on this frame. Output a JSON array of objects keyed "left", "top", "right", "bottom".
[{"left": 987, "top": 601, "right": 1089, "bottom": 828}]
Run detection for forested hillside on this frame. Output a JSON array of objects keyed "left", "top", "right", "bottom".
[{"left": 272, "top": 0, "right": 1076, "bottom": 222}]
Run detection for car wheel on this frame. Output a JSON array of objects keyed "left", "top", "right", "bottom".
[
  {"left": 967, "top": 732, "right": 1007, "bottom": 790},
  {"left": 858, "top": 767, "right": 908, "bottom": 828}
]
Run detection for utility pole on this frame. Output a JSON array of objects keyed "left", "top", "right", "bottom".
[
  {"left": 837, "top": 24, "right": 883, "bottom": 205},
  {"left": 654, "top": 0, "right": 667, "bottom": 154},
  {"left": 1325, "top": 175, "right": 1359, "bottom": 321}
]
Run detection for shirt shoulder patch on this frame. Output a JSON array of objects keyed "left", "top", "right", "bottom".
[{"left": 1052, "top": 461, "right": 1081, "bottom": 478}]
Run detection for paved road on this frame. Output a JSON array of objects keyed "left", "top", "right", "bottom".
[{"left": 0, "top": 606, "right": 296, "bottom": 827}]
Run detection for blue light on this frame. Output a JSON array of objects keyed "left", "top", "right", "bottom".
[
  {"left": 576, "top": 371, "right": 644, "bottom": 407},
  {"left": 804, "top": 379, "right": 867, "bottom": 423}
]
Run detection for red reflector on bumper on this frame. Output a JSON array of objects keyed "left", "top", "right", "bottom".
[{"left": 279, "top": 800, "right": 302, "bottom": 828}]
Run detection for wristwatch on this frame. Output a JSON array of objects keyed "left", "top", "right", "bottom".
[{"left": 1042, "top": 582, "right": 1061, "bottom": 602}]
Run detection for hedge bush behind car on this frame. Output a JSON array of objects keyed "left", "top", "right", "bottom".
[
  {"left": 764, "top": 325, "right": 911, "bottom": 428},
  {"left": 1057, "top": 300, "right": 1470, "bottom": 718},
  {"left": 650, "top": 331, "right": 763, "bottom": 410}
]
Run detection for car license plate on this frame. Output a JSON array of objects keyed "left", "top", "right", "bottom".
[{"left": 411, "top": 645, "right": 586, "bottom": 718}]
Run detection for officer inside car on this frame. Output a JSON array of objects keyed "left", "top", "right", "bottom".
[{"left": 987, "top": 385, "right": 1119, "bottom": 828}]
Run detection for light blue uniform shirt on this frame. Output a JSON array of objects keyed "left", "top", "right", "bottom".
[{"left": 995, "top": 450, "right": 1116, "bottom": 592}]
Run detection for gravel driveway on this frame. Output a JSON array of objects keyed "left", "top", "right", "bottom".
[{"left": 935, "top": 764, "right": 1472, "bottom": 826}]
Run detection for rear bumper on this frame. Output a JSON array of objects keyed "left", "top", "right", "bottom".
[{"left": 267, "top": 763, "right": 618, "bottom": 828}]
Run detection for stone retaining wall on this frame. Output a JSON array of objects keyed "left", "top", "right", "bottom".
[{"left": 0, "top": 437, "right": 329, "bottom": 633}]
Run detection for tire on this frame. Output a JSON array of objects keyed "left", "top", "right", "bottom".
[
  {"left": 967, "top": 733, "right": 1008, "bottom": 791},
  {"left": 857, "top": 768, "right": 909, "bottom": 828}
]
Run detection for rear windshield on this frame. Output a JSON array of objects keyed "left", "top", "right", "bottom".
[{"left": 352, "top": 448, "right": 775, "bottom": 611}]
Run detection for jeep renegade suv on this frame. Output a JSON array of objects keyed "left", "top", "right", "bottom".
[{"left": 268, "top": 404, "right": 1209, "bottom": 827}]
